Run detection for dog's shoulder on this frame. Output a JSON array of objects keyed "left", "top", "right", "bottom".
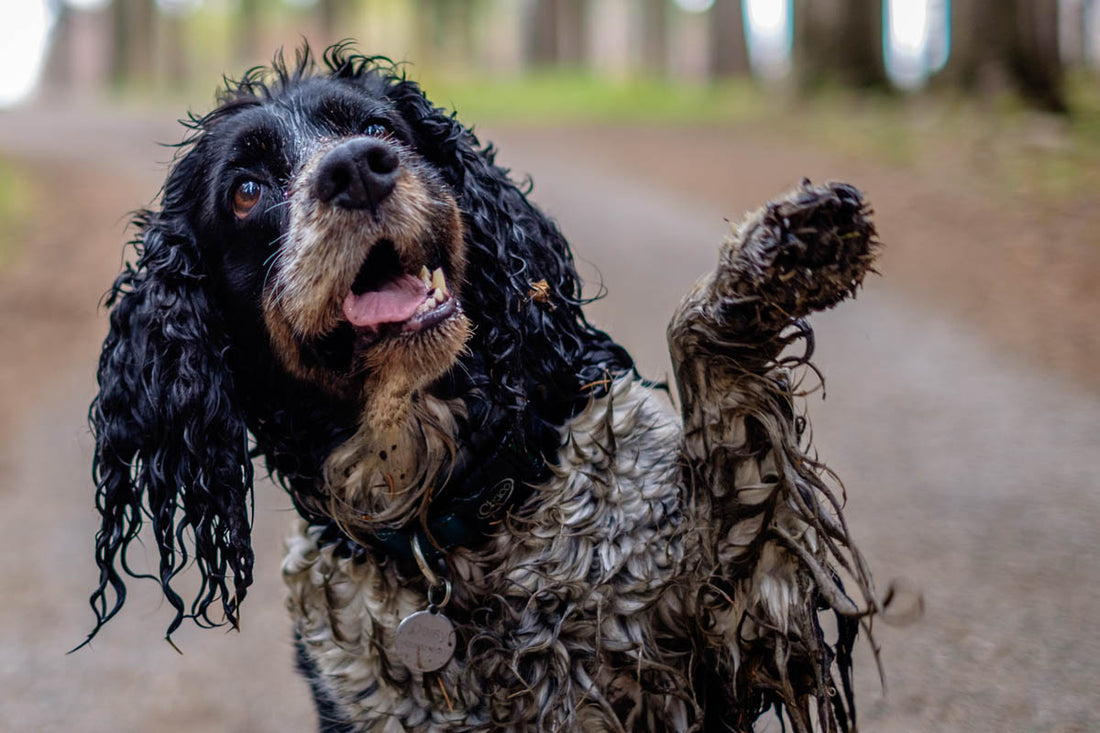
[{"left": 535, "top": 374, "right": 685, "bottom": 540}]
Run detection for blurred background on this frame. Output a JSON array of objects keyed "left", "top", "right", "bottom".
[{"left": 1, "top": 1, "right": 1098, "bottom": 731}]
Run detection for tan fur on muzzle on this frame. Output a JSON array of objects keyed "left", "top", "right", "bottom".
[{"left": 261, "top": 137, "right": 468, "bottom": 389}]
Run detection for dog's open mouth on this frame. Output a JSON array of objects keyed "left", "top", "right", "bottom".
[{"left": 341, "top": 239, "right": 458, "bottom": 350}]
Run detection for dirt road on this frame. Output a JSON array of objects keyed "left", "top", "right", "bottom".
[{"left": 1, "top": 102, "right": 1097, "bottom": 732}]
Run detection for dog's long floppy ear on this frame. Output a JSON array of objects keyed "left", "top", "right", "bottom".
[{"left": 83, "top": 198, "right": 254, "bottom": 645}]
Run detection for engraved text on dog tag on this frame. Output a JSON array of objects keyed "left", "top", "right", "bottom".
[{"left": 394, "top": 609, "right": 456, "bottom": 673}]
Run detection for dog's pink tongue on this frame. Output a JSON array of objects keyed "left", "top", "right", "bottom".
[{"left": 342, "top": 274, "right": 428, "bottom": 329}]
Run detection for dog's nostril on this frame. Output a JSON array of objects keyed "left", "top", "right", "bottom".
[
  {"left": 314, "top": 164, "right": 350, "bottom": 205},
  {"left": 365, "top": 145, "right": 398, "bottom": 176},
  {"left": 313, "top": 139, "right": 400, "bottom": 210}
]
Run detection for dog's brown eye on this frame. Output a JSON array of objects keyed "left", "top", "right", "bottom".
[
  {"left": 364, "top": 122, "right": 388, "bottom": 137},
  {"left": 233, "top": 179, "right": 262, "bottom": 219}
]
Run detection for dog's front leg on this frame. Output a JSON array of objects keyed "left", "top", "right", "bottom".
[{"left": 667, "top": 181, "right": 880, "bottom": 733}]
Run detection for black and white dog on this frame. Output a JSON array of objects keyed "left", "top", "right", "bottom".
[{"left": 84, "top": 46, "right": 881, "bottom": 732}]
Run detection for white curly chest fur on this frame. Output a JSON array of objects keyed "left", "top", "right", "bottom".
[{"left": 283, "top": 377, "right": 701, "bottom": 731}]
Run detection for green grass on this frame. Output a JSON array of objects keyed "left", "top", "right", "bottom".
[
  {"left": 422, "top": 72, "right": 1100, "bottom": 206},
  {"left": 0, "top": 158, "right": 35, "bottom": 272},
  {"left": 420, "top": 72, "right": 769, "bottom": 126},
  {"left": 773, "top": 76, "right": 1100, "bottom": 204}
]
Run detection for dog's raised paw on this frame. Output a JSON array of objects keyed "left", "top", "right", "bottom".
[
  {"left": 669, "top": 180, "right": 880, "bottom": 366},
  {"left": 719, "top": 179, "right": 880, "bottom": 334}
]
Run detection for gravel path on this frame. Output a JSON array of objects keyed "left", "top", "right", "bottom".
[{"left": 1, "top": 103, "right": 1097, "bottom": 732}]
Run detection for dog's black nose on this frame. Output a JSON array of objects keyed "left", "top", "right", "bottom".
[{"left": 313, "top": 138, "right": 400, "bottom": 210}]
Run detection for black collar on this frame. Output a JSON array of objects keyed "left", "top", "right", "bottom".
[{"left": 312, "top": 398, "right": 559, "bottom": 576}]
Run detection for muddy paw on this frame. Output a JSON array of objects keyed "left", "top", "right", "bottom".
[{"left": 714, "top": 180, "right": 880, "bottom": 335}]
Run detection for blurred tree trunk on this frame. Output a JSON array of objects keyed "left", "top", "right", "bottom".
[
  {"left": 44, "top": 5, "right": 74, "bottom": 90},
  {"left": 838, "top": 0, "right": 886, "bottom": 87},
  {"left": 527, "top": 0, "right": 559, "bottom": 66},
  {"left": 1059, "top": 0, "right": 1088, "bottom": 67},
  {"left": 414, "top": 0, "right": 442, "bottom": 67},
  {"left": 525, "top": 0, "right": 587, "bottom": 68},
  {"left": 449, "top": 0, "right": 477, "bottom": 67},
  {"left": 160, "top": 11, "right": 188, "bottom": 89},
  {"left": 709, "top": 0, "right": 749, "bottom": 78},
  {"left": 319, "top": 0, "right": 351, "bottom": 46},
  {"left": 557, "top": 0, "right": 587, "bottom": 67},
  {"left": 416, "top": 0, "right": 478, "bottom": 69},
  {"left": 793, "top": 0, "right": 832, "bottom": 87},
  {"left": 794, "top": 0, "right": 888, "bottom": 90},
  {"left": 111, "top": 0, "right": 156, "bottom": 87},
  {"left": 237, "top": 0, "right": 260, "bottom": 68},
  {"left": 641, "top": 0, "right": 668, "bottom": 76},
  {"left": 45, "top": 6, "right": 113, "bottom": 95},
  {"left": 1015, "top": 0, "right": 1065, "bottom": 110},
  {"left": 936, "top": 0, "right": 1066, "bottom": 112}
]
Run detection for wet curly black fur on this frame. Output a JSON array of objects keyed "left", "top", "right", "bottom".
[{"left": 81, "top": 43, "right": 632, "bottom": 646}]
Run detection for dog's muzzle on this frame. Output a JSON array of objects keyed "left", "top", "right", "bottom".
[{"left": 261, "top": 135, "right": 470, "bottom": 391}]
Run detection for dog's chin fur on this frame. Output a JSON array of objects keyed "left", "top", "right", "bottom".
[{"left": 85, "top": 44, "right": 879, "bottom": 733}]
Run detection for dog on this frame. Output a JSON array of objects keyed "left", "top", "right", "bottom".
[{"left": 83, "top": 45, "right": 881, "bottom": 732}]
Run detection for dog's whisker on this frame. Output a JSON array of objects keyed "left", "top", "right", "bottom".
[
  {"left": 262, "top": 199, "right": 292, "bottom": 216},
  {"left": 260, "top": 246, "right": 286, "bottom": 292}
]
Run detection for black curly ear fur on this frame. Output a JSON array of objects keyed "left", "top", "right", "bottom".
[
  {"left": 380, "top": 73, "right": 634, "bottom": 423},
  {"left": 82, "top": 190, "right": 254, "bottom": 646}
]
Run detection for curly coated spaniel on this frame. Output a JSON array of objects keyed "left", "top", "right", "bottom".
[{"left": 83, "top": 45, "right": 882, "bottom": 732}]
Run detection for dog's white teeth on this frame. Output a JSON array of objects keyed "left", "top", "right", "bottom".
[
  {"left": 432, "top": 288, "right": 445, "bottom": 304},
  {"left": 431, "top": 267, "right": 447, "bottom": 294},
  {"left": 418, "top": 266, "right": 432, "bottom": 287}
]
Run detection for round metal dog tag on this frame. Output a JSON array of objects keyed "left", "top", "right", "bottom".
[{"left": 394, "top": 609, "right": 456, "bottom": 673}]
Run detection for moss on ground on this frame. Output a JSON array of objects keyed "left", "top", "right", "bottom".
[{"left": 0, "top": 157, "right": 36, "bottom": 272}]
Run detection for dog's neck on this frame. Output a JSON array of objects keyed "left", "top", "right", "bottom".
[
  {"left": 248, "top": 342, "right": 618, "bottom": 572},
  {"left": 316, "top": 377, "right": 557, "bottom": 572}
]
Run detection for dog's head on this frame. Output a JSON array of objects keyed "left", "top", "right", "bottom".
[
  {"left": 84, "top": 45, "right": 632, "bottom": 643},
  {"left": 216, "top": 79, "right": 470, "bottom": 397},
  {"left": 164, "top": 52, "right": 475, "bottom": 400}
]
